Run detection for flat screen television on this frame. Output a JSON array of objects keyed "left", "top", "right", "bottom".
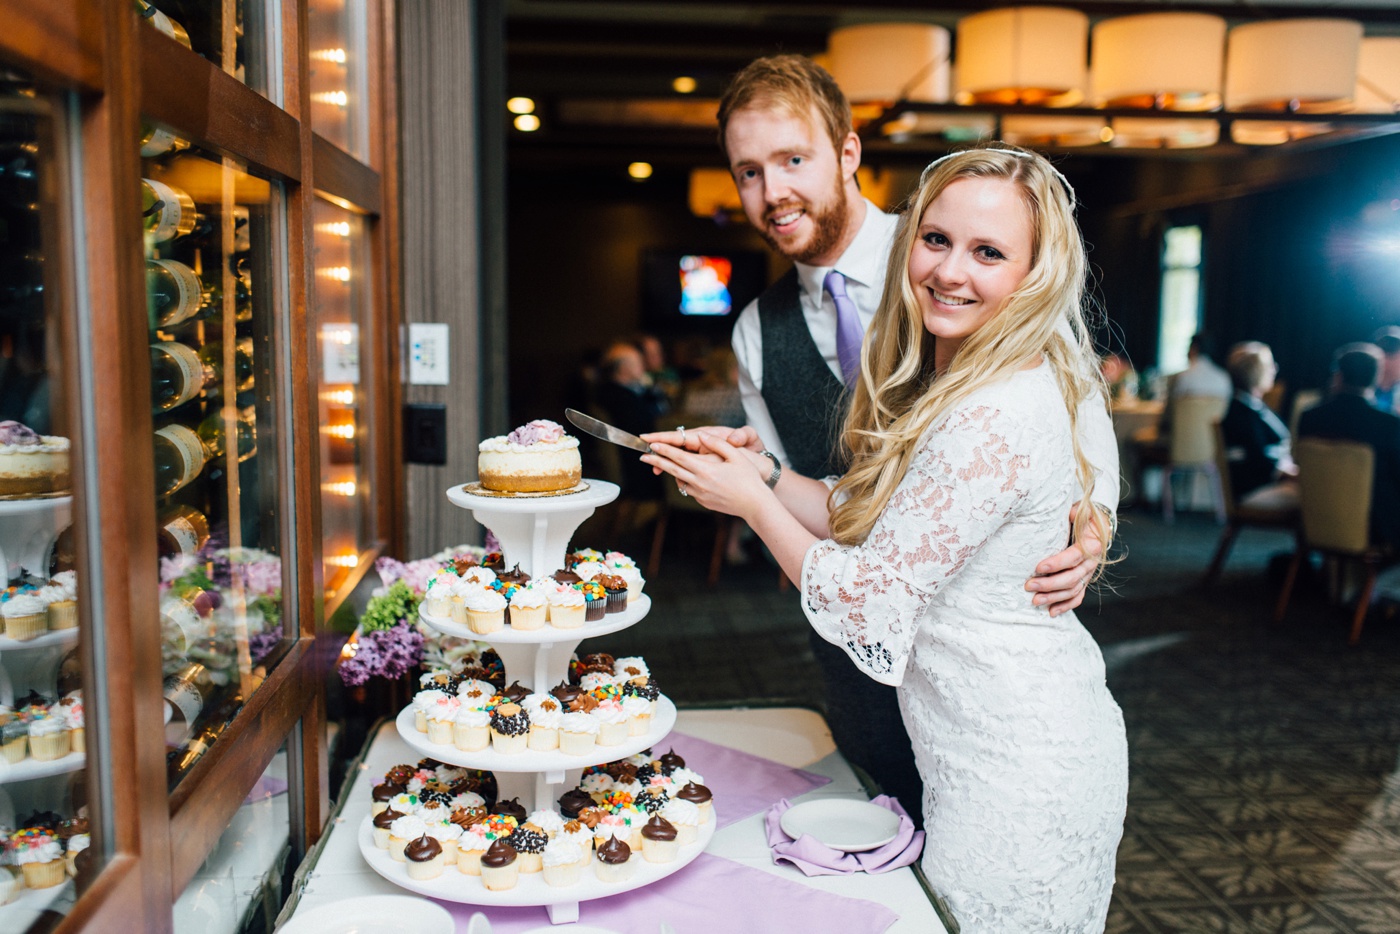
[{"left": 641, "top": 249, "right": 768, "bottom": 326}]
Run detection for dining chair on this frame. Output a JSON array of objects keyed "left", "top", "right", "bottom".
[
  {"left": 1288, "top": 389, "right": 1322, "bottom": 440},
  {"left": 1162, "top": 395, "right": 1229, "bottom": 523},
  {"left": 1204, "top": 422, "right": 1299, "bottom": 584},
  {"left": 1274, "top": 437, "right": 1386, "bottom": 644}
]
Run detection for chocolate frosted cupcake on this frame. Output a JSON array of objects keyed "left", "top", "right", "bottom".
[
  {"left": 506, "top": 824, "right": 549, "bottom": 873},
  {"left": 489, "top": 703, "right": 530, "bottom": 755},
  {"left": 492, "top": 797, "right": 529, "bottom": 824},
  {"left": 501, "top": 681, "right": 531, "bottom": 705},
  {"left": 552, "top": 567, "right": 581, "bottom": 585},
  {"left": 593, "top": 836, "right": 634, "bottom": 883},
  {"left": 640, "top": 815, "right": 679, "bottom": 864},
  {"left": 405, "top": 833, "right": 445, "bottom": 880},
  {"left": 659, "top": 749, "right": 686, "bottom": 774},
  {"left": 480, "top": 839, "right": 519, "bottom": 891},
  {"left": 498, "top": 563, "right": 531, "bottom": 587},
  {"left": 558, "top": 789, "right": 594, "bottom": 819},
  {"left": 596, "top": 574, "right": 628, "bottom": 614},
  {"left": 371, "top": 781, "right": 405, "bottom": 816},
  {"left": 677, "top": 782, "right": 713, "bottom": 821},
  {"left": 372, "top": 807, "right": 404, "bottom": 849}
]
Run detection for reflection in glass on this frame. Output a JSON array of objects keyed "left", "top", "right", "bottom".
[
  {"left": 313, "top": 201, "right": 373, "bottom": 595},
  {"left": 308, "top": 0, "right": 369, "bottom": 160},
  {"left": 0, "top": 71, "right": 103, "bottom": 929},
  {"left": 142, "top": 140, "right": 289, "bottom": 793},
  {"left": 137, "top": 0, "right": 269, "bottom": 97}
]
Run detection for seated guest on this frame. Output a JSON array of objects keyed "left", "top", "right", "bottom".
[
  {"left": 1374, "top": 327, "right": 1400, "bottom": 415},
  {"left": 595, "top": 342, "right": 664, "bottom": 498},
  {"left": 1297, "top": 344, "right": 1400, "bottom": 550},
  {"left": 1161, "top": 333, "right": 1232, "bottom": 435},
  {"left": 1221, "top": 342, "right": 1297, "bottom": 502}
]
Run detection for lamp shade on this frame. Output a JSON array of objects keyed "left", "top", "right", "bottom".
[
  {"left": 828, "top": 23, "right": 950, "bottom": 103},
  {"left": 1354, "top": 37, "right": 1400, "bottom": 113},
  {"left": 1230, "top": 120, "right": 1332, "bottom": 146},
  {"left": 1091, "top": 13, "right": 1226, "bottom": 110},
  {"left": 1225, "top": 19, "right": 1362, "bottom": 113},
  {"left": 1110, "top": 117, "right": 1219, "bottom": 148},
  {"left": 956, "top": 7, "right": 1088, "bottom": 106},
  {"left": 1001, "top": 115, "right": 1105, "bottom": 147}
]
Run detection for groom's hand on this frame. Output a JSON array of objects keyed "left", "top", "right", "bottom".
[{"left": 1025, "top": 506, "right": 1106, "bottom": 617}]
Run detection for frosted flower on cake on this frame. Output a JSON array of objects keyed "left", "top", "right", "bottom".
[{"left": 505, "top": 420, "right": 566, "bottom": 446}]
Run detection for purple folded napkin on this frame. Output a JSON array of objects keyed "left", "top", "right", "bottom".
[{"left": 766, "top": 795, "right": 925, "bottom": 877}]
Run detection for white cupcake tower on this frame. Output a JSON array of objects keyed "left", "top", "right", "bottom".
[{"left": 361, "top": 480, "right": 714, "bottom": 924}]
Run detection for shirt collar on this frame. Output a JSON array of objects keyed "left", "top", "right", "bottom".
[{"left": 794, "top": 199, "right": 898, "bottom": 302}]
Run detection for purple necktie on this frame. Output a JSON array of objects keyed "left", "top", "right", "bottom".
[{"left": 824, "top": 270, "right": 863, "bottom": 387}]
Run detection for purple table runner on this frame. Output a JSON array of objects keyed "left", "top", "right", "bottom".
[{"left": 659, "top": 731, "right": 831, "bottom": 829}]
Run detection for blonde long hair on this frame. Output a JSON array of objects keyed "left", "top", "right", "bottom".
[{"left": 829, "top": 145, "right": 1110, "bottom": 560}]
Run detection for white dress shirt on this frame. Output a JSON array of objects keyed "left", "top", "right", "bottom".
[{"left": 1171, "top": 356, "right": 1233, "bottom": 401}]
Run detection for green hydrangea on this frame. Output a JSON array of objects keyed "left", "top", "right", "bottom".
[{"left": 361, "top": 580, "right": 420, "bottom": 633}]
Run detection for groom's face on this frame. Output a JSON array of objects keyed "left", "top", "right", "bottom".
[{"left": 724, "top": 104, "right": 852, "bottom": 265}]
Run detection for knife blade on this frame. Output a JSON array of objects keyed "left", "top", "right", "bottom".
[{"left": 565, "top": 408, "right": 653, "bottom": 454}]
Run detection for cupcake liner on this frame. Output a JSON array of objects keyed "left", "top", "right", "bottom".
[
  {"left": 584, "top": 599, "right": 606, "bottom": 622},
  {"left": 2, "top": 737, "right": 27, "bottom": 764},
  {"left": 4, "top": 612, "right": 47, "bottom": 641},
  {"left": 70, "top": 727, "right": 85, "bottom": 755},
  {"left": 467, "top": 609, "right": 504, "bottom": 635},
  {"left": 549, "top": 605, "right": 585, "bottom": 629},
  {"left": 29, "top": 729, "right": 71, "bottom": 762},
  {"left": 47, "top": 600, "right": 78, "bottom": 630},
  {"left": 22, "top": 859, "right": 66, "bottom": 890},
  {"left": 543, "top": 859, "right": 583, "bottom": 887},
  {"left": 604, "top": 590, "right": 627, "bottom": 614}
]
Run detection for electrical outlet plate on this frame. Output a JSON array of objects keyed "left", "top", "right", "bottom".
[{"left": 403, "top": 403, "right": 448, "bottom": 465}]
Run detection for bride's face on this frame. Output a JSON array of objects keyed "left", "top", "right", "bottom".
[{"left": 908, "top": 176, "right": 1034, "bottom": 347}]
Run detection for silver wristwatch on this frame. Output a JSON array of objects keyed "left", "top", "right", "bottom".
[{"left": 759, "top": 450, "right": 782, "bottom": 489}]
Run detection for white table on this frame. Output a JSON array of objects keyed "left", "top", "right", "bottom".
[{"left": 280, "top": 707, "right": 950, "bottom": 933}]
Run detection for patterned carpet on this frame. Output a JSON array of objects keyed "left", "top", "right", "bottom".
[{"left": 579, "top": 504, "right": 1400, "bottom": 933}]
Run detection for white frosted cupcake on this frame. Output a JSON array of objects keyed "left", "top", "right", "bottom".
[
  {"left": 457, "top": 824, "right": 489, "bottom": 875},
  {"left": 65, "top": 833, "right": 90, "bottom": 876},
  {"left": 522, "top": 693, "right": 563, "bottom": 750},
  {"left": 559, "top": 711, "right": 599, "bottom": 755},
  {"left": 580, "top": 671, "right": 623, "bottom": 693},
  {"left": 423, "top": 570, "right": 460, "bottom": 616},
  {"left": 425, "top": 696, "right": 460, "bottom": 745},
  {"left": 507, "top": 587, "right": 547, "bottom": 630},
  {"left": 592, "top": 699, "right": 628, "bottom": 746},
  {"left": 547, "top": 586, "right": 586, "bottom": 629},
  {"left": 528, "top": 809, "right": 566, "bottom": 839},
  {"left": 456, "top": 679, "right": 496, "bottom": 711},
  {"left": 3, "top": 594, "right": 47, "bottom": 641},
  {"left": 463, "top": 587, "right": 507, "bottom": 635},
  {"left": 660, "top": 799, "right": 700, "bottom": 845},
  {"left": 573, "top": 560, "right": 606, "bottom": 581},
  {"left": 616, "top": 565, "right": 645, "bottom": 602},
  {"left": 412, "top": 689, "right": 448, "bottom": 732},
  {"left": 425, "top": 820, "right": 463, "bottom": 866},
  {"left": 614, "top": 656, "right": 650, "bottom": 682},
  {"left": 452, "top": 707, "right": 490, "bottom": 751},
  {"left": 580, "top": 771, "right": 613, "bottom": 802},
  {"left": 622, "top": 695, "right": 653, "bottom": 737},
  {"left": 388, "top": 814, "right": 427, "bottom": 862},
  {"left": 560, "top": 817, "right": 594, "bottom": 857},
  {"left": 27, "top": 716, "right": 70, "bottom": 761},
  {"left": 542, "top": 838, "right": 584, "bottom": 887},
  {"left": 462, "top": 566, "right": 497, "bottom": 586}
]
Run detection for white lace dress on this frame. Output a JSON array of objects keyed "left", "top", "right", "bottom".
[{"left": 802, "top": 362, "right": 1128, "bottom": 933}]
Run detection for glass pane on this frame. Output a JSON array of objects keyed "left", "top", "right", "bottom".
[
  {"left": 137, "top": 0, "right": 270, "bottom": 97},
  {"left": 0, "top": 72, "right": 105, "bottom": 929},
  {"left": 313, "top": 200, "right": 373, "bottom": 593},
  {"left": 172, "top": 737, "right": 291, "bottom": 933},
  {"left": 141, "top": 139, "right": 291, "bottom": 794},
  {"left": 1162, "top": 224, "right": 1202, "bottom": 270},
  {"left": 308, "top": 0, "right": 370, "bottom": 160},
  {"left": 1158, "top": 268, "right": 1202, "bottom": 375}
]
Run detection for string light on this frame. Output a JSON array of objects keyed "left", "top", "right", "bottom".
[
  {"left": 514, "top": 114, "right": 541, "bottom": 132},
  {"left": 672, "top": 77, "right": 697, "bottom": 94},
  {"left": 323, "top": 480, "right": 357, "bottom": 496},
  {"left": 628, "top": 162, "right": 654, "bottom": 180},
  {"left": 313, "top": 91, "right": 349, "bottom": 107},
  {"left": 507, "top": 97, "right": 535, "bottom": 114},
  {"left": 312, "top": 48, "right": 348, "bottom": 64},
  {"left": 328, "top": 553, "right": 359, "bottom": 568},
  {"left": 325, "top": 423, "right": 356, "bottom": 440},
  {"left": 319, "top": 266, "right": 351, "bottom": 282},
  {"left": 321, "top": 388, "right": 355, "bottom": 405},
  {"left": 317, "top": 221, "right": 352, "bottom": 237}
]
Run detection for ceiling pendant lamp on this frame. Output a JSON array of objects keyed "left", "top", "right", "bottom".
[
  {"left": 1001, "top": 115, "right": 1106, "bottom": 147},
  {"left": 1091, "top": 13, "right": 1226, "bottom": 111},
  {"left": 827, "top": 23, "right": 951, "bottom": 104},
  {"left": 1230, "top": 121, "right": 1332, "bottom": 146},
  {"left": 1354, "top": 37, "right": 1400, "bottom": 113},
  {"left": 1225, "top": 19, "right": 1363, "bottom": 113},
  {"left": 955, "top": 7, "right": 1089, "bottom": 107},
  {"left": 1110, "top": 117, "right": 1219, "bottom": 149}
]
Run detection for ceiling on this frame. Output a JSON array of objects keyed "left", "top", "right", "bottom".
[{"left": 504, "top": 0, "right": 1400, "bottom": 168}]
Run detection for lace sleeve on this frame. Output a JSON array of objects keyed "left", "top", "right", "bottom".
[{"left": 800, "top": 404, "right": 1031, "bottom": 686}]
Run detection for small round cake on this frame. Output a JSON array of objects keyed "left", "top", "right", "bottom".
[
  {"left": 0, "top": 421, "right": 70, "bottom": 497},
  {"left": 478, "top": 420, "right": 582, "bottom": 493}
]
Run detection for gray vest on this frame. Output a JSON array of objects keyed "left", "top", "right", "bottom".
[{"left": 758, "top": 269, "right": 850, "bottom": 479}]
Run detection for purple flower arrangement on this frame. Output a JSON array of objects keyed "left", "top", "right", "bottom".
[{"left": 339, "top": 621, "right": 425, "bottom": 687}]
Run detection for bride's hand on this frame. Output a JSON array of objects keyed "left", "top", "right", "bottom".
[
  {"left": 642, "top": 425, "right": 763, "bottom": 455},
  {"left": 642, "top": 434, "right": 772, "bottom": 519}
]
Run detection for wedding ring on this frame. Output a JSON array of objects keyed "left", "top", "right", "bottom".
[
  {"left": 679, "top": 482, "right": 689, "bottom": 497},
  {"left": 677, "top": 426, "right": 687, "bottom": 447}
]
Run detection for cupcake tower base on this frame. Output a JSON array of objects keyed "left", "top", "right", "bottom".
[{"left": 0, "top": 495, "right": 71, "bottom": 583}]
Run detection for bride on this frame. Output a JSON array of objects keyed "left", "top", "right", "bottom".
[{"left": 643, "top": 145, "right": 1128, "bottom": 931}]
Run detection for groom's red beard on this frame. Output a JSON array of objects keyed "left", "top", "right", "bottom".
[{"left": 760, "top": 176, "right": 851, "bottom": 265}]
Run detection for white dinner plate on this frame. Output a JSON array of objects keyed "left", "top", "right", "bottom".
[
  {"left": 279, "top": 895, "right": 454, "bottom": 934},
  {"left": 779, "top": 799, "right": 902, "bottom": 853}
]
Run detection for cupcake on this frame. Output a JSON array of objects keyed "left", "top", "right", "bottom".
[
  {"left": 634, "top": 788, "right": 669, "bottom": 815},
  {"left": 388, "top": 792, "right": 421, "bottom": 816},
  {"left": 371, "top": 781, "right": 405, "bottom": 817},
  {"left": 489, "top": 703, "right": 530, "bottom": 754},
  {"left": 452, "top": 707, "right": 490, "bottom": 752},
  {"left": 456, "top": 823, "right": 489, "bottom": 875},
  {"left": 0, "top": 866, "right": 20, "bottom": 905},
  {"left": 623, "top": 677, "right": 661, "bottom": 715},
  {"left": 372, "top": 807, "right": 404, "bottom": 848},
  {"left": 463, "top": 587, "right": 507, "bottom": 635},
  {"left": 11, "top": 828, "right": 64, "bottom": 889},
  {"left": 614, "top": 656, "right": 650, "bottom": 683},
  {"left": 522, "top": 693, "right": 563, "bottom": 751},
  {"left": 580, "top": 771, "right": 613, "bottom": 803},
  {"left": 577, "top": 581, "right": 606, "bottom": 621},
  {"left": 425, "top": 820, "right": 463, "bottom": 866},
  {"left": 461, "top": 565, "right": 497, "bottom": 587},
  {"left": 547, "top": 586, "right": 586, "bottom": 629},
  {"left": 542, "top": 838, "right": 584, "bottom": 887},
  {"left": 551, "top": 567, "right": 581, "bottom": 585},
  {"left": 677, "top": 782, "right": 713, "bottom": 821},
  {"left": 492, "top": 797, "right": 529, "bottom": 825},
  {"left": 425, "top": 696, "right": 460, "bottom": 745},
  {"left": 528, "top": 808, "right": 566, "bottom": 839},
  {"left": 423, "top": 570, "right": 460, "bottom": 616},
  {"left": 41, "top": 581, "right": 77, "bottom": 630},
  {"left": 597, "top": 574, "right": 629, "bottom": 614},
  {"left": 558, "top": 788, "right": 595, "bottom": 820},
  {"left": 456, "top": 679, "right": 495, "bottom": 711},
  {"left": 622, "top": 695, "right": 652, "bottom": 737},
  {"left": 560, "top": 817, "right": 594, "bottom": 857},
  {"left": 501, "top": 680, "right": 531, "bottom": 705},
  {"left": 593, "top": 836, "right": 634, "bottom": 883},
  {"left": 498, "top": 564, "right": 531, "bottom": 587},
  {"left": 2, "top": 720, "right": 28, "bottom": 763},
  {"left": 61, "top": 693, "right": 85, "bottom": 754},
  {"left": 507, "top": 587, "right": 547, "bottom": 630},
  {"left": 592, "top": 699, "right": 628, "bottom": 747},
  {"left": 615, "top": 565, "right": 645, "bottom": 603},
  {"left": 388, "top": 814, "right": 427, "bottom": 862},
  {"left": 660, "top": 799, "right": 700, "bottom": 845},
  {"left": 573, "top": 560, "right": 606, "bottom": 581},
  {"left": 404, "top": 833, "right": 445, "bottom": 881},
  {"left": 559, "top": 711, "right": 599, "bottom": 755},
  {"left": 506, "top": 823, "right": 549, "bottom": 873},
  {"left": 479, "top": 839, "right": 520, "bottom": 891},
  {"left": 412, "top": 689, "right": 448, "bottom": 733},
  {"left": 593, "top": 813, "right": 630, "bottom": 850},
  {"left": 27, "top": 715, "right": 71, "bottom": 762},
  {"left": 3, "top": 594, "right": 47, "bottom": 641},
  {"left": 640, "top": 815, "right": 679, "bottom": 863}
]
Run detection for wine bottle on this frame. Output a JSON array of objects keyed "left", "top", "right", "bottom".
[
  {"left": 150, "top": 340, "right": 205, "bottom": 412},
  {"left": 197, "top": 406, "right": 256, "bottom": 462},
  {"left": 157, "top": 504, "right": 210, "bottom": 557},
  {"left": 198, "top": 337, "right": 254, "bottom": 396},
  {"left": 153, "top": 423, "right": 207, "bottom": 496},
  {"left": 139, "top": 121, "right": 189, "bottom": 159},
  {"left": 162, "top": 660, "right": 212, "bottom": 744},
  {"left": 141, "top": 178, "right": 199, "bottom": 243},
  {"left": 136, "top": 0, "right": 192, "bottom": 49},
  {"left": 146, "top": 257, "right": 208, "bottom": 328}
]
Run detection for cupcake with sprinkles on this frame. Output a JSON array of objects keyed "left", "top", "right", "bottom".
[
  {"left": 576, "top": 580, "right": 606, "bottom": 621},
  {"left": 506, "top": 823, "right": 549, "bottom": 873},
  {"left": 489, "top": 702, "right": 530, "bottom": 754},
  {"left": 11, "top": 828, "right": 64, "bottom": 889}
]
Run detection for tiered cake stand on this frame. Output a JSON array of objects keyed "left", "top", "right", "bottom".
[{"left": 358, "top": 480, "right": 715, "bottom": 924}]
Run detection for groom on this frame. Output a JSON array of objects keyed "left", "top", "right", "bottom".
[{"left": 689, "top": 55, "right": 1118, "bottom": 824}]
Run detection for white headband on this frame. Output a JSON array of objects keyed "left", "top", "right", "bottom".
[{"left": 919, "top": 147, "right": 1077, "bottom": 207}]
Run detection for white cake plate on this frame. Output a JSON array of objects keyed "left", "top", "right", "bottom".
[
  {"left": 417, "top": 596, "right": 651, "bottom": 694},
  {"left": 0, "top": 495, "right": 72, "bottom": 582},
  {"left": 445, "top": 481, "right": 620, "bottom": 580},
  {"left": 356, "top": 805, "right": 716, "bottom": 925}
]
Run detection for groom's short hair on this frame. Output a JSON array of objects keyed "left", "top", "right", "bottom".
[{"left": 717, "top": 54, "right": 852, "bottom": 162}]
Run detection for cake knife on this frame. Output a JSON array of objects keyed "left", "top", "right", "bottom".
[{"left": 564, "top": 408, "right": 653, "bottom": 454}]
